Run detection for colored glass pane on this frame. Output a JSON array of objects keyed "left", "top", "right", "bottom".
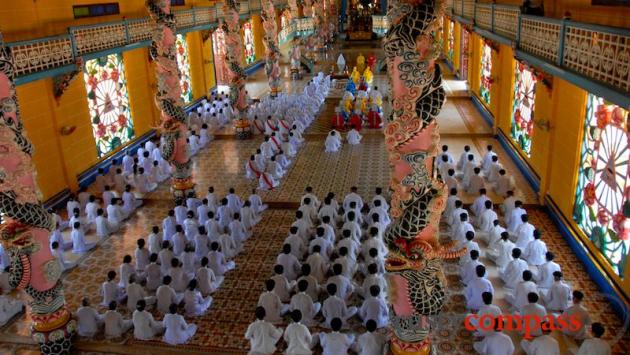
[
  {"left": 574, "top": 94, "right": 630, "bottom": 277},
  {"left": 175, "top": 34, "right": 193, "bottom": 103},
  {"left": 244, "top": 20, "right": 256, "bottom": 64},
  {"left": 480, "top": 43, "right": 492, "bottom": 105},
  {"left": 510, "top": 62, "right": 537, "bottom": 156},
  {"left": 447, "top": 20, "right": 454, "bottom": 63},
  {"left": 83, "top": 54, "right": 134, "bottom": 158},
  {"left": 212, "top": 28, "right": 229, "bottom": 85}
]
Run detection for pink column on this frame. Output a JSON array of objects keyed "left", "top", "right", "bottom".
[
  {"left": 146, "top": 0, "right": 195, "bottom": 201},
  {"left": 0, "top": 33, "right": 75, "bottom": 354},
  {"left": 381, "top": 1, "right": 465, "bottom": 353},
  {"left": 262, "top": 0, "right": 281, "bottom": 96}
]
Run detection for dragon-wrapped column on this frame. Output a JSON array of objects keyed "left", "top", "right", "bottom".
[
  {"left": 287, "top": 0, "right": 302, "bottom": 79},
  {"left": 261, "top": 0, "right": 281, "bottom": 97},
  {"left": 381, "top": 1, "right": 465, "bottom": 354},
  {"left": 223, "top": 0, "right": 251, "bottom": 139},
  {"left": 146, "top": 0, "right": 195, "bottom": 202},
  {"left": 0, "top": 33, "right": 75, "bottom": 354}
]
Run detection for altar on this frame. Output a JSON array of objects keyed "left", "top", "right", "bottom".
[{"left": 346, "top": 0, "right": 382, "bottom": 40}]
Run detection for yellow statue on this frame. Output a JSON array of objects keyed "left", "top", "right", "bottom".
[
  {"left": 363, "top": 67, "right": 373, "bottom": 86},
  {"left": 356, "top": 53, "right": 366, "bottom": 73},
  {"left": 351, "top": 66, "right": 360, "bottom": 85}
]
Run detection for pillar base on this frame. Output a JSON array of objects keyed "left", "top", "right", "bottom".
[
  {"left": 32, "top": 319, "right": 76, "bottom": 355},
  {"left": 234, "top": 119, "right": 252, "bottom": 140}
]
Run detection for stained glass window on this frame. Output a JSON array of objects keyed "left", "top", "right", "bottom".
[
  {"left": 243, "top": 20, "right": 256, "bottom": 64},
  {"left": 447, "top": 20, "right": 454, "bottom": 63},
  {"left": 574, "top": 94, "right": 629, "bottom": 277},
  {"left": 480, "top": 43, "right": 492, "bottom": 105},
  {"left": 212, "top": 28, "right": 229, "bottom": 85},
  {"left": 175, "top": 34, "right": 193, "bottom": 103},
  {"left": 280, "top": 11, "right": 290, "bottom": 43},
  {"left": 83, "top": 54, "right": 134, "bottom": 158},
  {"left": 510, "top": 62, "right": 537, "bottom": 156}
]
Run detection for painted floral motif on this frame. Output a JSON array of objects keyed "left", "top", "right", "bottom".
[
  {"left": 574, "top": 94, "right": 629, "bottom": 277},
  {"left": 480, "top": 42, "right": 492, "bottom": 105},
  {"left": 243, "top": 21, "right": 256, "bottom": 64},
  {"left": 83, "top": 54, "right": 134, "bottom": 158},
  {"left": 212, "top": 28, "right": 229, "bottom": 85},
  {"left": 447, "top": 20, "right": 454, "bottom": 63},
  {"left": 510, "top": 62, "right": 537, "bottom": 156},
  {"left": 175, "top": 34, "right": 193, "bottom": 103}
]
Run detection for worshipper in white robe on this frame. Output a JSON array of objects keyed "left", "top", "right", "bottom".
[
  {"left": 134, "top": 239, "right": 150, "bottom": 272},
  {"left": 486, "top": 155, "right": 502, "bottom": 183},
  {"left": 480, "top": 144, "right": 497, "bottom": 172},
  {"left": 150, "top": 160, "right": 168, "bottom": 184},
  {"left": 561, "top": 290, "right": 592, "bottom": 340},
  {"left": 248, "top": 189, "right": 268, "bottom": 215},
  {"left": 438, "top": 154, "right": 456, "bottom": 181},
  {"left": 519, "top": 293, "right": 547, "bottom": 338},
  {"left": 122, "top": 185, "right": 142, "bottom": 216},
  {"left": 285, "top": 227, "right": 307, "bottom": 259},
  {"left": 259, "top": 170, "right": 279, "bottom": 191},
  {"left": 0, "top": 295, "right": 23, "bottom": 327},
  {"left": 199, "top": 123, "right": 212, "bottom": 147},
  {"left": 76, "top": 297, "right": 103, "bottom": 337},
  {"left": 94, "top": 209, "right": 113, "bottom": 239},
  {"left": 102, "top": 185, "right": 116, "bottom": 209},
  {"left": 306, "top": 246, "right": 328, "bottom": 284},
  {"left": 135, "top": 301, "right": 166, "bottom": 341},
  {"left": 169, "top": 259, "right": 188, "bottom": 293},
  {"left": 495, "top": 169, "right": 515, "bottom": 197},
  {"left": 457, "top": 232, "right": 481, "bottom": 265},
  {"left": 183, "top": 279, "right": 213, "bottom": 316},
  {"left": 501, "top": 190, "right": 516, "bottom": 217},
  {"left": 183, "top": 211, "right": 199, "bottom": 242},
  {"left": 260, "top": 136, "right": 276, "bottom": 160},
  {"left": 270, "top": 265, "right": 294, "bottom": 303},
  {"left": 352, "top": 319, "right": 388, "bottom": 355},
  {"left": 267, "top": 157, "right": 285, "bottom": 181},
  {"left": 118, "top": 255, "right": 137, "bottom": 291},
  {"left": 466, "top": 167, "right": 486, "bottom": 195},
  {"left": 145, "top": 254, "right": 162, "bottom": 292},
  {"left": 444, "top": 188, "right": 459, "bottom": 218},
  {"left": 276, "top": 150, "right": 291, "bottom": 170},
  {"left": 66, "top": 194, "right": 81, "bottom": 221},
  {"left": 359, "top": 285, "right": 388, "bottom": 328},
  {"left": 319, "top": 318, "right": 356, "bottom": 355},
  {"left": 196, "top": 257, "right": 222, "bottom": 295},
  {"left": 460, "top": 250, "right": 484, "bottom": 286},
  {"left": 283, "top": 310, "right": 314, "bottom": 355},
  {"left": 347, "top": 126, "right": 362, "bottom": 145},
  {"left": 456, "top": 145, "right": 474, "bottom": 170},
  {"left": 158, "top": 241, "right": 175, "bottom": 276},
  {"left": 134, "top": 167, "right": 157, "bottom": 194},
  {"left": 472, "top": 322, "right": 515, "bottom": 355},
  {"left": 513, "top": 214, "right": 535, "bottom": 249},
  {"left": 174, "top": 202, "right": 188, "bottom": 226},
  {"left": 520, "top": 326, "right": 560, "bottom": 355},
  {"left": 156, "top": 276, "right": 184, "bottom": 315},
  {"left": 104, "top": 301, "right": 132, "bottom": 339},
  {"left": 499, "top": 248, "right": 529, "bottom": 289},
  {"left": 71, "top": 222, "right": 96, "bottom": 254},
  {"left": 461, "top": 154, "right": 477, "bottom": 187},
  {"left": 485, "top": 220, "right": 506, "bottom": 247},
  {"left": 476, "top": 200, "right": 498, "bottom": 234},
  {"left": 575, "top": 323, "right": 611, "bottom": 355},
  {"left": 325, "top": 130, "right": 342, "bottom": 152},
  {"left": 50, "top": 224, "right": 72, "bottom": 251},
  {"left": 335, "top": 247, "right": 358, "bottom": 278},
  {"left": 246, "top": 155, "right": 262, "bottom": 180},
  {"left": 229, "top": 213, "right": 248, "bottom": 248},
  {"left": 360, "top": 264, "right": 388, "bottom": 299},
  {"left": 487, "top": 232, "right": 516, "bottom": 270},
  {"left": 361, "top": 228, "right": 388, "bottom": 260},
  {"left": 208, "top": 242, "right": 236, "bottom": 276},
  {"left": 289, "top": 279, "right": 321, "bottom": 326},
  {"left": 465, "top": 265, "right": 494, "bottom": 311},
  {"left": 321, "top": 283, "right": 357, "bottom": 329},
  {"left": 171, "top": 226, "right": 186, "bottom": 256},
  {"left": 85, "top": 196, "right": 100, "bottom": 224},
  {"left": 126, "top": 277, "right": 156, "bottom": 311},
  {"left": 505, "top": 270, "right": 539, "bottom": 312},
  {"left": 276, "top": 244, "right": 301, "bottom": 281},
  {"left": 162, "top": 210, "right": 177, "bottom": 242},
  {"left": 327, "top": 263, "right": 355, "bottom": 301},
  {"left": 245, "top": 306, "right": 284, "bottom": 355},
  {"left": 443, "top": 169, "right": 459, "bottom": 192},
  {"left": 507, "top": 200, "right": 527, "bottom": 233},
  {"left": 448, "top": 200, "right": 467, "bottom": 231},
  {"left": 106, "top": 199, "right": 124, "bottom": 232},
  {"left": 467, "top": 292, "right": 503, "bottom": 337},
  {"left": 147, "top": 226, "right": 162, "bottom": 255},
  {"left": 194, "top": 227, "right": 211, "bottom": 259},
  {"left": 51, "top": 242, "right": 76, "bottom": 272},
  {"left": 543, "top": 271, "right": 572, "bottom": 312},
  {"left": 453, "top": 213, "right": 475, "bottom": 244},
  {"left": 294, "top": 265, "right": 321, "bottom": 302},
  {"left": 77, "top": 188, "right": 91, "bottom": 212},
  {"left": 93, "top": 168, "right": 109, "bottom": 193},
  {"left": 258, "top": 279, "right": 289, "bottom": 323},
  {"left": 534, "top": 252, "right": 561, "bottom": 289},
  {"left": 101, "top": 271, "right": 124, "bottom": 307},
  {"left": 188, "top": 134, "right": 200, "bottom": 157},
  {"left": 523, "top": 229, "right": 548, "bottom": 266}
]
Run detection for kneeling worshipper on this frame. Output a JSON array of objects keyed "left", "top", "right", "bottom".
[
  {"left": 0, "top": 294, "right": 23, "bottom": 327},
  {"left": 319, "top": 318, "right": 356, "bottom": 355},
  {"left": 76, "top": 297, "right": 103, "bottom": 337},
  {"left": 258, "top": 169, "right": 279, "bottom": 191},
  {"left": 183, "top": 279, "right": 213, "bottom": 317},
  {"left": 347, "top": 125, "right": 362, "bottom": 145},
  {"left": 245, "top": 306, "right": 284, "bottom": 355},
  {"left": 104, "top": 301, "right": 133, "bottom": 339},
  {"left": 332, "top": 106, "right": 345, "bottom": 130},
  {"left": 163, "top": 303, "right": 197, "bottom": 345},
  {"left": 283, "top": 310, "right": 315, "bottom": 355},
  {"left": 133, "top": 299, "right": 164, "bottom": 340},
  {"left": 325, "top": 130, "right": 342, "bottom": 153},
  {"left": 72, "top": 222, "right": 97, "bottom": 254},
  {"left": 246, "top": 155, "right": 262, "bottom": 180},
  {"left": 367, "top": 104, "right": 383, "bottom": 129}
]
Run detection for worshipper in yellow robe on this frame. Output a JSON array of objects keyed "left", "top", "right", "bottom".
[
  {"left": 356, "top": 53, "right": 366, "bottom": 73},
  {"left": 363, "top": 67, "right": 373, "bottom": 86},
  {"left": 351, "top": 67, "right": 360, "bottom": 85}
]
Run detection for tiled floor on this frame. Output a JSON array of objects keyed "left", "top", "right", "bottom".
[{"left": 1, "top": 44, "right": 627, "bottom": 354}]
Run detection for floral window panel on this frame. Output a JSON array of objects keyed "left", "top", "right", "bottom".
[
  {"left": 480, "top": 43, "right": 492, "bottom": 105},
  {"left": 243, "top": 21, "right": 256, "bottom": 64},
  {"left": 510, "top": 62, "right": 537, "bottom": 156},
  {"left": 212, "top": 28, "right": 229, "bottom": 85},
  {"left": 280, "top": 12, "right": 290, "bottom": 43},
  {"left": 175, "top": 34, "right": 193, "bottom": 103},
  {"left": 447, "top": 20, "right": 454, "bottom": 63},
  {"left": 574, "top": 94, "right": 629, "bottom": 277},
  {"left": 83, "top": 54, "right": 134, "bottom": 158}
]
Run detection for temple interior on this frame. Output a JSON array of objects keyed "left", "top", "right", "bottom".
[{"left": 0, "top": 0, "right": 629, "bottom": 354}]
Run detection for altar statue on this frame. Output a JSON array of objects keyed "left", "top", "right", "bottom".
[
  {"left": 336, "top": 54, "right": 346, "bottom": 74},
  {"left": 356, "top": 53, "right": 366, "bottom": 73}
]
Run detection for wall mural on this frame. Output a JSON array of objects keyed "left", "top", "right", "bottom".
[
  {"left": 574, "top": 94, "right": 629, "bottom": 277},
  {"left": 479, "top": 42, "right": 492, "bottom": 105},
  {"left": 510, "top": 61, "right": 537, "bottom": 156},
  {"left": 175, "top": 34, "right": 193, "bottom": 103},
  {"left": 83, "top": 54, "right": 135, "bottom": 158},
  {"left": 243, "top": 20, "right": 256, "bottom": 64},
  {"left": 212, "top": 27, "right": 229, "bottom": 85}
]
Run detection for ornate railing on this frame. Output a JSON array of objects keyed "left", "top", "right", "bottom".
[
  {"left": 70, "top": 22, "right": 127, "bottom": 56},
  {"left": 446, "top": 1, "right": 630, "bottom": 105},
  {"left": 294, "top": 17, "right": 315, "bottom": 36},
  {"left": 7, "top": 35, "right": 74, "bottom": 77}
]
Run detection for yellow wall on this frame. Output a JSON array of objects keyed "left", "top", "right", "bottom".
[
  {"left": 494, "top": 44, "right": 514, "bottom": 134},
  {"left": 202, "top": 36, "right": 217, "bottom": 91},
  {"left": 124, "top": 48, "right": 159, "bottom": 135},
  {"left": 469, "top": 33, "right": 482, "bottom": 107},
  {"left": 186, "top": 31, "right": 208, "bottom": 99},
  {"left": 252, "top": 15, "right": 266, "bottom": 62},
  {"left": 452, "top": 22, "right": 461, "bottom": 73}
]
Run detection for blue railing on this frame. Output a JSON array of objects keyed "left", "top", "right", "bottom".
[
  {"left": 6, "top": 0, "right": 265, "bottom": 83},
  {"left": 447, "top": 1, "right": 630, "bottom": 107}
]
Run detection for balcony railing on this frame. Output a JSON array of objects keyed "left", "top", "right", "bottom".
[{"left": 448, "top": 1, "right": 630, "bottom": 103}]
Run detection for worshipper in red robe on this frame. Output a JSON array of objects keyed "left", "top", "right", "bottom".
[
  {"left": 358, "top": 78, "right": 368, "bottom": 92},
  {"left": 367, "top": 54, "right": 377, "bottom": 71},
  {"left": 349, "top": 110, "right": 363, "bottom": 132},
  {"left": 332, "top": 108, "right": 345, "bottom": 130},
  {"left": 367, "top": 107, "right": 383, "bottom": 129}
]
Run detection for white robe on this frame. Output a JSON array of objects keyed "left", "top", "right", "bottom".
[
  {"left": 472, "top": 330, "right": 514, "bottom": 355},
  {"left": 521, "top": 334, "right": 559, "bottom": 355},
  {"left": 289, "top": 292, "right": 321, "bottom": 326},
  {"left": 183, "top": 289, "right": 213, "bottom": 316},
  {"left": 321, "top": 295, "right": 357, "bottom": 328},
  {"left": 359, "top": 296, "right": 388, "bottom": 328},
  {"left": 258, "top": 172, "right": 279, "bottom": 191},
  {"left": 72, "top": 229, "right": 96, "bottom": 254},
  {"left": 576, "top": 338, "right": 611, "bottom": 355},
  {"left": 257, "top": 291, "right": 288, "bottom": 323},
  {"left": 325, "top": 134, "right": 341, "bottom": 152},
  {"left": 76, "top": 306, "right": 103, "bottom": 337},
  {"left": 245, "top": 319, "right": 283, "bottom": 355},
  {"left": 465, "top": 277, "right": 494, "bottom": 311},
  {"left": 283, "top": 322, "right": 313, "bottom": 355},
  {"left": 162, "top": 313, "right": 195, "bottom": 345},
  {"left": 104, "top": 310, "right": 132, "bottom": 338},
  {"left": 347, "top": 129, "right": 362, "bottom": 145}
]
